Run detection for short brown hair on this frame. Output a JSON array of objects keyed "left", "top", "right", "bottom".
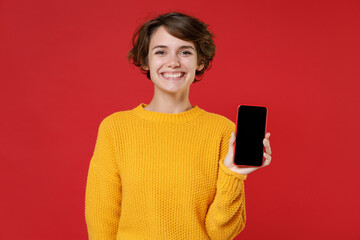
[{"left": 128, "top": 12, "right": 216, "bottom": 83}]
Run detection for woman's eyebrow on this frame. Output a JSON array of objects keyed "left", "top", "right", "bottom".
[{"left": 152, "top": 45, "right": 195, "bottom": 51}]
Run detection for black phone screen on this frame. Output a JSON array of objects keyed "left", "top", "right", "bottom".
[{"left": 234, "top": 105, "right": 267, "bottom": 166}]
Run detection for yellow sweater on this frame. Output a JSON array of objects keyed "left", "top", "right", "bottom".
[{"left": 85, "top": 103, "right": 247, "bottom": 240}]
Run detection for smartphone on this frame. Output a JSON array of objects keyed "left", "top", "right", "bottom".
[{"left": 233, "top": 105, "right": 268, "bottom": 167}]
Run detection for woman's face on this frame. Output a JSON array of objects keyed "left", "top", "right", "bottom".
[{"left": 144, "top": 26, "right": 204, "bottom": 94}]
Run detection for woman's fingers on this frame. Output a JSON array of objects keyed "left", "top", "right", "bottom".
[
  {"left": 263, "top": 152, "right": 272, "bottom": 167},
  {"left": 263, "top": 132, "right": 272, "bottom": 155},
  {"left": 262, "top": 132, "right": 272, "bottom": 167}
]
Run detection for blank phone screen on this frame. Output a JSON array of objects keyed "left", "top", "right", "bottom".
[{"left": 234, "top": 105, "right": 267, "bottom": 166}]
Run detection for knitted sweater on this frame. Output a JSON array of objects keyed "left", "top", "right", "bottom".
[{"left": 85, "top": 103, "right": 247, "bottom": 240}]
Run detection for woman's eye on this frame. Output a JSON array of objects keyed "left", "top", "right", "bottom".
[
  {"left": 181, "top": 51, "right": 192, "bottom": 55},
  {"left": 155, "top": 50, "right": 165, "bottom": 55}
]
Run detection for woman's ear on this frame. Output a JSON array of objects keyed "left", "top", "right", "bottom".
[
  {"left": 197, "top": 63, "right": 204, "bottom": 71},
  {"left": 142, "top": 65, "right": 149, "bottom": 71}
]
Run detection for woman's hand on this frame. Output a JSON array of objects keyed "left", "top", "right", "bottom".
[{"left": 223, "top": 132, "right": 272, "bottom": 175}]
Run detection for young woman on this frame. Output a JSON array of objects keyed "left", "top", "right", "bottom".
[{"left": 85, "top": 12, "right": 272, "bottom": 240}]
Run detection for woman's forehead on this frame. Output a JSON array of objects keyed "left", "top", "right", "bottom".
[{"left": 149, "top": 26, "right": 195, "bottom": 49}]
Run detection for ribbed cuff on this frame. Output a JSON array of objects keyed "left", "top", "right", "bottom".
[{"left": 218, "top": 160, "right": 247, "bottom": 192}]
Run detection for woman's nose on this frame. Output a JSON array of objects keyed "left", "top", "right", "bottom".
[{"left": 166, "top": 54, "right": 180, "bottom": 68}]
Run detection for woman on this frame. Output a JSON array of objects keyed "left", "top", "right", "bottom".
[{"left": 85, "top": 12, "right": 272, "bottom": 240}]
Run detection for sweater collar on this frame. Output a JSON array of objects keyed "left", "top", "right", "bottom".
[{"left": 132, "top": 103, "right": 204, "bottom": 123}]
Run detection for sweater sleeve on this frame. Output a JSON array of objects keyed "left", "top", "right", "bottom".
[
  {"left": 85, "top": 117, "right": 121, "bottom": 240},
  {"left": 205, "top": 124, "right": 247, "bottom": 240}
]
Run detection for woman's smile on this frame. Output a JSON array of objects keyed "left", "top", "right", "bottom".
[{"left": 161, "top": 72, "right": 186, "bottom": 81}]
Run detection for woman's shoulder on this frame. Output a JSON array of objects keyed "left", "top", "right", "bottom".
[
  {"left": 200, "top": 109, "right": 236, "bottom": 130},
  {"left": 97, "top": 108, "right": 137, "bottom": 129}
]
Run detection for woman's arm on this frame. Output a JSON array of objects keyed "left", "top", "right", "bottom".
[
  {"left": 205, "top": 128, "right": 247, "bottom": 240},
  {"left": 85, "top": 117, "right": 121, "bottom": 240},
  {"left": 205, "top": 124, "right": 272, "bottom": 239}
]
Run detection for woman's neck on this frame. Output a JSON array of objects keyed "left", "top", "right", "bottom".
[{"left": 144, "top": 99, "right": 193, "bottom": 114}]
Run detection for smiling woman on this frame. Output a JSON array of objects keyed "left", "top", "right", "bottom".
[
  {"left": 85, "top": 11, "right": 272, "bottom": 240},
  {"left": 128, "top": 12, "right": 215, "bottom": 84},
  {"left": 127, "top": 12, "right": 216, "bottom": 113},
  {"left": 142, "top": 26, "right": 203, "bottom": 96}
]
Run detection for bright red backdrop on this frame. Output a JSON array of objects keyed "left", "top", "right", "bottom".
[{"left": 1, "top": 0, "right": 359, "bottom": 239}]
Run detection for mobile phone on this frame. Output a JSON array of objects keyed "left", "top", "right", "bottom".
[{"left": 233, "top": 105, "right": 268, "bottom": 167}]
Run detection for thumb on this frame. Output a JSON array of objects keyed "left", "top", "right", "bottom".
[
  {"left": 229, "top": 132, "right": 236, "bottom": 144},
  {"left": 228, "top": 132, "right": 236, "bottom": 149},
  {"left": 224, "top": 132, "right": 236, "bottom": 167}
]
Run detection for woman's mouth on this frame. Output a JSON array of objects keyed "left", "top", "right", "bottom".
[{"left": 161, "top": 72, "right": 185, "bottom": 80}]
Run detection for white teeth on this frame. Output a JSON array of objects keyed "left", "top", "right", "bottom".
[{"left": 163, "top": 72, "right": 184, "bottom": 78}]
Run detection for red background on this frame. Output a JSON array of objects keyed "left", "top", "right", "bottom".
[{"left": 1, "top": 0, "right": 359, "bottom": 239}]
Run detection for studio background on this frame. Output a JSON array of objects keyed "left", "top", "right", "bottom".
[{"left": 1, "top": 0, "right": 359, "bottom": 239}]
